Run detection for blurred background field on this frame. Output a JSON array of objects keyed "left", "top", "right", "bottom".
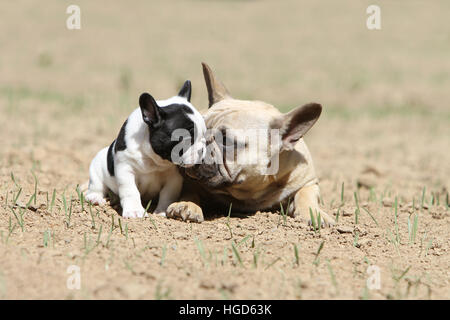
[
  {"left": 0, "top": 0, "right": 448, "bottom": 299},
  {"left": 1, "top": 0, "right": 449, "bottom": 195}
]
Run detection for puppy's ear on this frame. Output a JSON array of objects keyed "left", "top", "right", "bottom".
[
  {"left": 202, "top": 62, "right": 231, "bottom": 108},
  {"left": 272, "top": 103, "right": 322, "bottom": 151},
  {"left": 178, "top": 80, "right": 192, "bottom": 102},
  {"left": 139, "top": 93, "right": 161, "bottom": 125}
]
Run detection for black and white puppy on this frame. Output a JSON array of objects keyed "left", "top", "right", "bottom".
[{"left": 85, "top": 81, "right": 207, "bottom": 218}]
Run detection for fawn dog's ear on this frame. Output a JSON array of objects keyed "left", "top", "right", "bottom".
[
  {"left": 178, "top": 80, "right": 192, "bottom": 102},
  {"left": 272, "top": 103, "right": 322, "bottom": 151},
  {"left": 139, "top": 93, "right": 161, "bottom": 126},
  {"left": 202, "top": 62, "right": 232, "bottom": 108}
]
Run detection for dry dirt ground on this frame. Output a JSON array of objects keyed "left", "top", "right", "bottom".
[{"left": 0, "top": 1, "right": 449, "bottom": 299}]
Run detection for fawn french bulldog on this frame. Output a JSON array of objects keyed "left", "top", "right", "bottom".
[{"left": 166, "top": 64, "right": 334, "bottom": 226}]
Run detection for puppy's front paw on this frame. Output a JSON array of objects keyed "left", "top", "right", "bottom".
[
  {"left": 85, "top": 192, "right": 106, "bottom": 206},
  {"left": 166, "top": 202, "right": 204, "bottom": 223},
  {"left": 294, "top": 207, "right": 335, "bottom": 228},
  {"left": 122, "top": 206, "right": 146, "bottom": 219}
]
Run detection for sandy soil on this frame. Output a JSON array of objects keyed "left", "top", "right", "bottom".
[{"left": 0, "top": 0, "right": 449, "bottom": 299}]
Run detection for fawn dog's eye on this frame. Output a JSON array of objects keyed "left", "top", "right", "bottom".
[{"left": 217, "top": 128, "right": 246, "bottom": 150}]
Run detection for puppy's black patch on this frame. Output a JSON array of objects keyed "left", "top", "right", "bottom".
[
  {"left": 107, "top": 141, "right": 115, "bottom": 176},
  {"left": 149, "top": 104, "right": 195, "bottom": 162},
  {"left": 106, "top": 119, "right": 128, "bottom": 177},
  {"left": 114, "top": 119, "right": 128, "bottom": 152}
]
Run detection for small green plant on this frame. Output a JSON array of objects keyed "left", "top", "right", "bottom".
[
  {"left": 335, "top": 207, "right": 341, "bottom": 223},
  {"left": 431, "top": 191, "right": 440, "bottom": 206},
  {"left": 110, "top": 214, "right": 116, "bottom": 232},
  {"left": 66, "top": 195, "right": 73, "bottom": 228},
  {"left": 353, "top": 231, "right": 359, "bottom": 247},
  {"left": 309, "top": 208, "right": 321, "bottom": 232},
  {"left": 252, "top": 247, "right": 260, "bottom": 269},
  {"left": 62, "top": 193, "right": 67, "bottom": 216},
  {"left": 43, "top": 230, "right": 52, "bottom": 247},
  {"left": 145, "top": 199, "right": 152, "bottom": 213},
  {"left": 96, "top": 224, "right": 103, "bottom": 246},
  {"left": 88, "top": 202, "right": 96, "bottom": 229},
  {"left": 225, "top": 203, "right": 233, "bottom": 239},
  {"left": 231, "top": 241, "right": 244, "bottom": 267},
  {"left": 154, "top": 282, "right": 171, "bottom": 300},
  {"left": 25, "top": 192, "right": 35, "bottom": 210},
  {"left": 354, "top": 192, "right": 360, "bottom": 225},
  {"left": 265, "top": 257, "right": 281, "bottom": 270},
  {"left": 105, "top": 216, "right": 115, "bottom": 248},
  {"left": 6, "top": 217, "right": 17, "bottom": 244},
  {"left": 361, "top": 207, "right": 379, "bottom": 226},
  {"left": 13, "top": 188, "right": 22, "bottom": 206},
  {"left": 237, "top": 235, "right": 251, "bottom": 247},
  {"left": 194, "top": 237, "right": 209, "bottom": 267},
  {"left": 222, "top": 247, "right": 228, "bottom": 266},
  {"left": 31, "top": 171, "right": 38, "bottom": 206},
  {"left": 10, "top": 207, "right": 24, "bottom": 232},
  {"left": 421, "top": 187, "right": 426, "bottom": 208},
  {"left": 124, "top": 223, "right": 129, "bottom": 240},
  {"left": 123, "top": 259, "right": 135, "bottom": 274},
  {"left": 293, "top": 244, "right": 299, "bottom": 266},
  {"left": 392, "top": 265, "right": 411, "bottom": 282},
  {"left": 393, "top": 197, "right": 400, "bottom": 244},
  {"left": 145, "top": 200, "right": 157, "bottom": 229},
  {"left": 49, "top": 189, "right": 56, "bottom": 213},
  {"left": 5, "top": 217, "right": 17, "bottom": 244},
  {"left": 445, "top": 192, "right": 449, "bottom": 210},
  {"left": 279, "top": 198, "right": 290, "bottom": 226},
  {"left": 118, "top": 218, "right": 123, "bottom": 234},
  {"left": 83, "top": 232, "right": 97, "bottom": 256},
  {"left": 408, "top": 213, "right": 419, "bottom": 245},
  {"left": 76, "top": 185, "right": 85, "bottom": 212},
  {"left": 424, "top": 238, "right": 433, "bottom": 257},
  {"left": 326, "top": 260, "right": 339, "bottom": 294},
  {"left": 160, "top": 244, "right": 167, "bottom": 266},
  {"left": 313, "top": 241, "right": 325, "bottom": 266},
  {"left": 368, "top": 187, "right": 377, "bottom": 202},
  {"left": 386, "top": 228, "right": 400, "bottom": 254},
  {"left": 10, "top": 172, "right": 20, "bottom": 188}
]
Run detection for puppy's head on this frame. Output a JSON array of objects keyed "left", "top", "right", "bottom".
[
  {"left": 139, "top": 80, "right": 207, "bottom": 167},
  {"left": 183, "top": 63, "right": 321, "bottom": 200}
]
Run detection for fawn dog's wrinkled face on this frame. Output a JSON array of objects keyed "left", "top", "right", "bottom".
[{"left": 183, "top": 63, "right": 322, "bottom": 200}]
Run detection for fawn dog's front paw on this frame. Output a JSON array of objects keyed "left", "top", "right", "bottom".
[{"left": 167, "top": 201, "right": 204, "bottom": 223}]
